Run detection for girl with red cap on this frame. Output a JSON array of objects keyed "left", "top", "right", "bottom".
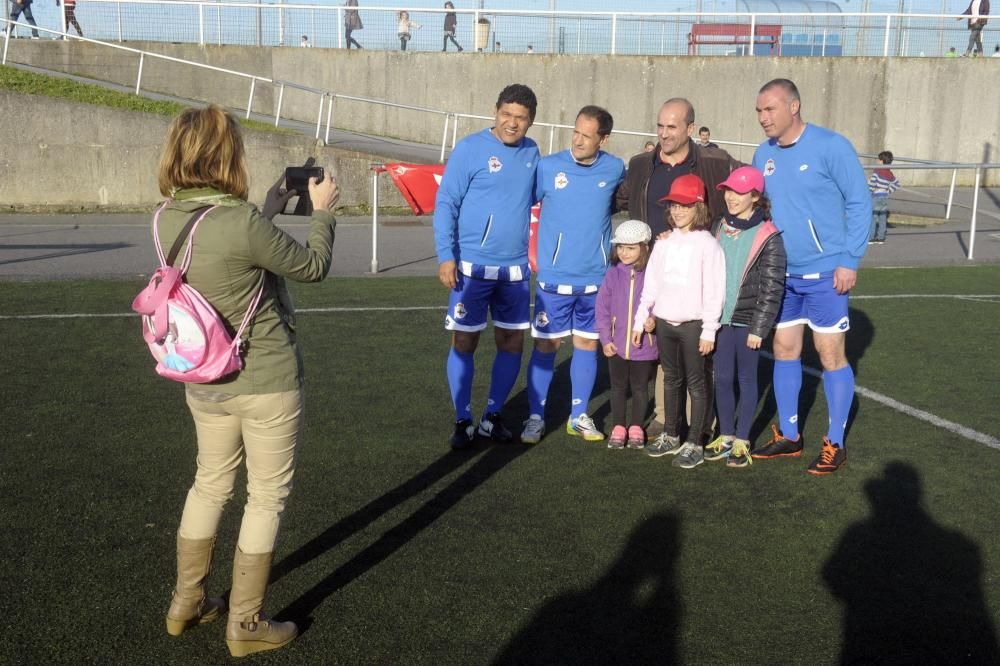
[{"left": 632, "top": 173, "right": 725, "bottom": 470}]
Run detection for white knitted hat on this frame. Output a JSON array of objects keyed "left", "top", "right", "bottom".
[{"left": 611, "top": 219, "right": 652, "bottom": 245}]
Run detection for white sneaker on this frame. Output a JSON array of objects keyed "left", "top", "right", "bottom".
[
  {"left": 566, "top": 413, "right": 604, "bottom": 441},
  {"left": 521, "top": 416, "right": 545, "bottom": 444}
]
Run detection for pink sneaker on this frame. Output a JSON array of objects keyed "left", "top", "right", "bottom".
[
  {"left": 608, "top": 425, "right": 627, "bottom": 449},
  {"left": 627, "top": 426, "right": 646, "bottom": 449}
]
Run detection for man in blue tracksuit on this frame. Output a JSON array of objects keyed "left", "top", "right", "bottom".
[
  {"left": 750, "top": 78, "right": 871, "bottom": 475},
  {"left": 433, "top": 84, "right": 540, "bottom": 450},
  {"left": 522, "top": 105, "right": 625, "bottom": 445}
]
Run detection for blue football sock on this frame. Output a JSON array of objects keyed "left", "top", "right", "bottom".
[
  {"left": 570, "top": 348, "right": 598, "bottom": 419},
  {"left": 773, "top": 359, "right": 802, "bottom": 441},
  {"left": 446, "top": 348, "right": 475, "bottom": 421},
  {"left": 485, "top": 350, "right": 522, "bottom": 415},
  {"left": 823, "top": 365, "right": 855, "bottom": 447},
  {"left": 527, "top": 349, "right": 557, "bottom": 419}
]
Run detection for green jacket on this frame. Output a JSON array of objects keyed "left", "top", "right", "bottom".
[{"left": 155, "top": 188, "right": 335, "bottom": 395}]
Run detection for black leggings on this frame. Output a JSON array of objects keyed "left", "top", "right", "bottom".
[
  {"left": 346, "top": 28, "right": 362, "bottom": 49},
  {"left": 608, "top": 356, "right": 657, "bottom": 428},
  {"left": 443, "top": 33, "right": 462, "bottom": 50},
  {"left": 656, "top": 319, "right": 709, "bottom": 442}
]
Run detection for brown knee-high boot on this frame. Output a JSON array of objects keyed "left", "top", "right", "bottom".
[
  {"left": 225, "top": 548, "right": 298, "bottom": 658},
  {"left": 165, "top": 535, "right": 227, "bottom": 636}
]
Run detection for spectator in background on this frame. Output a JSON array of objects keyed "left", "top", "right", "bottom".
[
  {"left": 61, "top": 0, "right": 83, "bottom": 37},
  {"left": 945, "top": 46, "right": 959, "bottom": 56},
  {"left": 697, "top": 127, "right": 719, "bottom": 148},
  {"left": 993, "top": 44, "right": 1000, "bottom": 56},
  {"left": 299, "top": 34, "right": 311, "bottom": 47},
  {"left": 495, "top": 40, "right": 503, "bottom": 52},
  {"left": 344, "top": 0, "right": 363, "bottom": 49},
  {"left": 527, "top": 44, "right": 535, "bottom": 53},
  {"left": 643, "top": 140, "right": 656, "bottom": 153},
  {"left": 5, "top": 0, "right": 40, "bottom": 39},
  {"left": 959, "top": 0, "right": 990, "bottom": 56},
  {"left": 868, "top": 150, "right": 900, "bottom": 245},
  {"left": 443, "top": 2, "right": 463, "bottom": 52},
  {"left": 397, "top": 10, "right": 420, "bottom": 51}
]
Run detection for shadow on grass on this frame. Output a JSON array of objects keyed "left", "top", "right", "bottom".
[
  {"left": 270, "top": 374, "right": 538, "bottom": 626},
  {"left": 492, "top": 512, "right": 682, "bottom": 664},
  {"left": 824, "top": 462, "right": 999, "bottom": 663},
  {"left": 0, "top": 242, "right": 132, "bottom": 266}
]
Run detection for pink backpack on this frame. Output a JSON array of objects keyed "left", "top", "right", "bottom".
[{"left": 131, "top": 203, "right": 263, "bottom": 383}]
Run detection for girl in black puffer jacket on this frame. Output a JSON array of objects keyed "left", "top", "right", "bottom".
[{"left": 703, "top": 166, "right": 786, "bottom": 468}]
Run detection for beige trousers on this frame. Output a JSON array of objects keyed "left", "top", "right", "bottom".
[{"left": 178, "top": 389, "right": 304, "bottom": 554}]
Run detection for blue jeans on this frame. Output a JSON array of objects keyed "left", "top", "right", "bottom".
[
  {"left": 870, "top": 197, "right": 889, "bottom": 242},
  {"left": 8, "top": 1, "right": 40, "bottom": 37}
]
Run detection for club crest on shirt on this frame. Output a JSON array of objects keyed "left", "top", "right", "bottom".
[
  {"left": 488, "top": 156, "right": 503, "bottom": 173},
  {"left": 534, "top": 311, "right": 550, "bottom": 329},
  {"left": 764, "top": 159, "right": 776, "bottom": 176},
  {"left": 554, "top": 172, "right": 569, "bottom": 190},
  {"left": 453, "top": 302, "right": 467, "bottom": 320}
]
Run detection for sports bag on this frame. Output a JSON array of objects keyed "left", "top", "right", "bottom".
[{"left": 131, "top": 202, "right": 263, "bottom": 383}]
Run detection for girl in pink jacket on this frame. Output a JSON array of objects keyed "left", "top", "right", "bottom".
[{"left": 632, "top": 173, "right": 725, "bottom": 469}]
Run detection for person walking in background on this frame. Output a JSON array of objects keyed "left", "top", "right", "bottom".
[
  {"left": 634, "top": 174, "right": 726, "bottom": 470},
  {"left": 959, "top": 0, "right": 990, "bottom": 56},
  {"left": 868, "top": 150, "right": 900, "bottom": 245},
  {"left": 397, "top": 10, "right": 420, "bottom": 51},
  {"left": 703, "top": 167, "right": 786, "bottom": 469},
  {"left": 60, "top": 0, "right": 83, "bottom": 37},
  {"left": 6, "top": 0, "right": 40, "bottom": 39},
  {"left": 522, "top": 105, "right": 625, "bottom": 445},
  {"left": 344, "top": 0, "right": 363, "bottom": 49},
  {"left": 154, "top": 105, "right": 339, "bottom": 656},
  {"left": 433, "top": 84, "right": 540, "bottom": 450},
  {"left": 596, "top": 220, "right": 658, "bottom": 450},
  {"left": 750, "top": 78, "right": 870, "bottom": 475},
  {"left": 443, "top": 1, "right": 463, "bottom": 52}
]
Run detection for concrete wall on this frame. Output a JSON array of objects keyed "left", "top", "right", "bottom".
[
  {"left": 0, "top": 92, "right": 406, "bottom": 211},
  {"left": 5, "top": 40, "right": 999, "bottom": 187}
]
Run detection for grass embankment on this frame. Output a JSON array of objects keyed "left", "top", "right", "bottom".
[{"left": 0, "top": 64, "right": 283, "bottom": 133}]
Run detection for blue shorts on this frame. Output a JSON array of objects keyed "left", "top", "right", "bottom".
[
  {"left": 531, "top": 289, "right": 598, "bottom": 339},
  {"left": 776, "top": 272, "right": 850, "bottom": 333},
  {"left": 445, "top": 274, "right": 530, "bottom": 332}
]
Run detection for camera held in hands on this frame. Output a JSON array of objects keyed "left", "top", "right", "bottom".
[{"left": 283, "top": 166, "right": 325, "bottom": 216}]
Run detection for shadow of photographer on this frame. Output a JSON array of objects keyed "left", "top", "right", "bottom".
[
  {"left": 492, "top": 512, "right": 682, "bottom": 665},
  {"left": 823, "top": 462, "right": 999, "bottom": 663}
]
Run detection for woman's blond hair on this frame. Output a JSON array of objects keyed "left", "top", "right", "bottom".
[{"left": 158, "top": 105, "right": 249, "bottom": 199}]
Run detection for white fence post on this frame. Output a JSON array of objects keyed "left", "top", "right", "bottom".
[
  {"left": 548, "top": 125, "right": 555, "bottom": 154},
  {"left": 748, "top": 13, "right": 756, "bottom": 57},
  {"left": 439, "top": 113, "right": 450, "bottom": 163},
  {"left": 883, "top": 14, "right": 891, "bottom": 56},
  {"left": 946, "top": 168, "right": 957, "bottom": 219},
  {"left": 610, "top": 13, "right": 617, "bottom": 54},
  {"left": 198, "top": 4, "right": 204, "bottom": 45},
  {"left": 117, "top": 2, "right": 123, "bottom": 41},
  {"left": 135, "top": 53, "right": 144, "bottom": 94},
  {"left": 324, "top": 94, "right": 334, "bottom": 144},
  {"left": 968, "top": 166, "right": 981, "bottom": 260},
  {"left": 315, "top": 93, "right": 324, "bottom": 139},
  {"left": 275, "top": 83, "right": 285, "bottom": 128},
  {"left": 246, "top": 78, "right": 256, "bottom": 120},
  {"left": 371, "top": 166, "right": 381, "bottom": 274}
]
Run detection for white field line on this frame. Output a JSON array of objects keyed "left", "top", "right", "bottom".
[
  {"left": 2, "top": 298, "right": 998, "bottom": 449},
  {"left": 758, "top": 354, "right": 1000, "bottom": 451}
]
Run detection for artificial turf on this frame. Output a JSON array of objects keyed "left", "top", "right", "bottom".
[{"left": 1, "top": 267, "right": 998, "bottom": 664}]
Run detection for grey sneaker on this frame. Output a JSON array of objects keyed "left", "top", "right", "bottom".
[
  {"left": 521, "top": 416, "right": 545, "bottom": 445},
  {"left": 646, "top": 433, "right": 682, "bottom": 458},
  {"left": 673, "top": 442, "right": 705, "bottom": 469}
]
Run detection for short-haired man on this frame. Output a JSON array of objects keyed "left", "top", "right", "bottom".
[
  {"left": 615, "top": 98, "right": 739, "bottom": 444},
  {"left": 750, "top": 78, "right": 871, "bottom": 475},
  {"left": 434, "top": 84, "right": 540, "bottom": 449},
  {"left": 696, "top": 126, "right": 718, "bottom": 148},
  {"left": 522, "top": 105, "right": 625, "bottom": 444}
]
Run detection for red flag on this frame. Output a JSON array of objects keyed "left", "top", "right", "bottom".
[
  {"left": 528, "top": 203, "right": 541, "bottom": 273},
  {"left": 381, "top": 163, "right": 445, "bottom": 216}
]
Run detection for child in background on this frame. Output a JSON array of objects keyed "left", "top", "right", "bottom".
[
  {"left": 398, "top": 11, "right": 420, "bottom": 51},
  {"left": 634, "top": 174, "right": 725, "bottom": 469},
  {"left": 703, "top": 167, "right": 786, "bottom": 468},
  {"left": 868, "top": 150, "right": 900, "bottom": 245},
  {"left": 596, "top": 220, "right": 658, "bottom": 450}
]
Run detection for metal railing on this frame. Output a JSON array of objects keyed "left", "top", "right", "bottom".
[
  {"left": 3, "top": 20, "right": 996, "bottom": 263},
  {"left": 4, "top": 1, "right": 998, "bottom": 58}
]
